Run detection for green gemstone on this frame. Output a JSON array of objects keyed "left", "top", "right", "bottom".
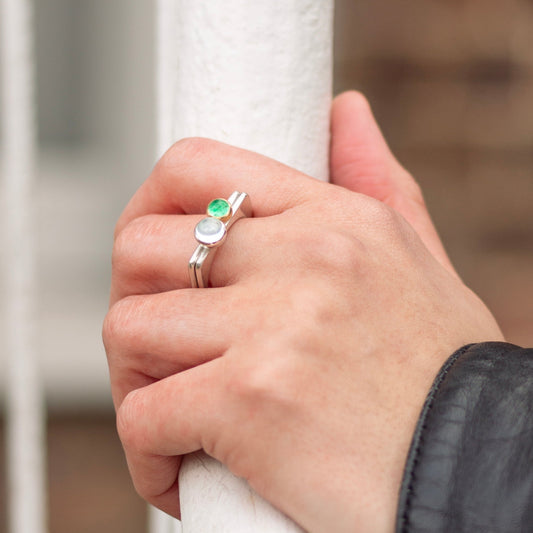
[{"left": 207, "top": 198, "right": 231, "bottom": 219}]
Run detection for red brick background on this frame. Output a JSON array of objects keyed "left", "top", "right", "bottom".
[
  {"left": 1, "top": 3, "right": 532, "bottom": 532},
  {"left": 335, "top": 0, "right": 533, "bottom": 346}
]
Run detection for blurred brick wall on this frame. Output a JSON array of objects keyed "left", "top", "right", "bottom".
[
  {"left": 335, "top": 0, "right": 533, "bottom": 345},
  {"left": 0, "top": 414, "right": 146, "bottom": 533}
]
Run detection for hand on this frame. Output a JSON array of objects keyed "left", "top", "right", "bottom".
[{"left": 103, "top": 92, "right": 503, "bottom": 533}]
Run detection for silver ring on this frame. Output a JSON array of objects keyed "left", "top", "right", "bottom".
[{"left": 189, "top": 191, "right": 252, "bottom": 288}]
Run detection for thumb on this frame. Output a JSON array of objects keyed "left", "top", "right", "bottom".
[
  {"left": 330, "top": 91, "right": 456, "bottom": 275},
  {"left": 330, "top": 91, "right": 403, "bottom": 199}
]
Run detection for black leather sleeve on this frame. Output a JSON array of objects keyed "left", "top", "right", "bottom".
[{"left": 396, "top": 342, "right": 533, "bottom": 533}]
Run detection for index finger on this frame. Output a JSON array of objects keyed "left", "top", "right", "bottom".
[{"left": 115, "top": 138, "right": 325, "bottom": 237}]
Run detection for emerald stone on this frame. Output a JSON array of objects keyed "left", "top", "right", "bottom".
[{"left": 207, "top": 198, "right": 231, "bottom": 220}]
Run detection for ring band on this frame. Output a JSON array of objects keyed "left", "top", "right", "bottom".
[{"left": 189, "top": 191, "right": 251, "bottom": 288}]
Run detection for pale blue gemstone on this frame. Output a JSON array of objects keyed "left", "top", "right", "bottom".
[{"left": 195, "top": 217, "right": 226, "bottom": 246}]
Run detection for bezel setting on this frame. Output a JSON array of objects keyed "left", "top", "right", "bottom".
[
  {"left": 194, "top": 216, "right": 227, "bottom": 247},
  {"left": 189, "top": 191, "right": 251, "bottom": 288},
  {"left": 207, "top": 198, "right": 232, "bottom": 221}
]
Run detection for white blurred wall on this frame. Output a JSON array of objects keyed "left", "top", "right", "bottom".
[{"left": 1, "top": 0, "right": 156, "bottom": 409}]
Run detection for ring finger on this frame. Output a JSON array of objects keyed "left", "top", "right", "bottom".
[{"left": 110, "top": 206, "right": 299, "bottom": 304}]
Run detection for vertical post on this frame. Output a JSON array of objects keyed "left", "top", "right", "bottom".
[
  {"left": 152, "top": 1, "right": 182, "bottom": 531},
  {"left": 1, "top": 1, "right": 46, "bottom": 533},
  {"left": 156, "top": 1, "right": 333, "bottom": 531}
]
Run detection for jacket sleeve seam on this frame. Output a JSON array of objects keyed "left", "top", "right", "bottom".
[{"left": 398, "top": 343, "right": 473, "bottom": 533}]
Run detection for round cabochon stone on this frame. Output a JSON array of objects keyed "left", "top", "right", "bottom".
[
  {"left": 207, "top": 198, "right": 232, "bottom": 220},
  {"left": 195, "top": 217, "right": 226, "bottom": 246}
]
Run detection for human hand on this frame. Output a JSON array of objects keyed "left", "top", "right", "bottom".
[{"left": 103, "top": 92, "right": 503, "bottom": 533}]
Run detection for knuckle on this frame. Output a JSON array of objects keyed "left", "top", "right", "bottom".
[
  {"left": 228, "top": 354, "right": 296, "bottom": 407},
  {"left": 112, "top": 215, "right": 159, "bottom": 279},
  {"left": 116, "top": 389, "right": 147, "bottom": 452},
  {"left": 371, "top": 201, "right": 418, "bottom": 250},
  {"left": 299, "top": 227, "right": 365, "bottom": 277},
  {"left": 362, "top": 199, "right": 405, "bottom": 239},
  {"left": 228, "top": 361, "right": 267, "bottom": 401},
  {"left": 366, "top": 199, "right": 397, "bottom": 226},
  {"left": 102, "top": 296, "right": 142, "bottom": 356},
  {"left": 227, "top": 321, "right": 319, "bottom": 409},
  {"left": 162, "top": 137, "right": 218, "bottom": 169},
  {"left": 325, "top": 231, "right": 365, "bottom": 273},
  {"left": 292, "top": 282, "right": 334, "bottom": 321}
]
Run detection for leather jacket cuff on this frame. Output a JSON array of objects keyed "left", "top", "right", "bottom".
[{"left": 396, "top": 342, "right": 533, "bottom": 533}]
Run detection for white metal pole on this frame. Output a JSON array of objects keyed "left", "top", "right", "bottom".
[
  {"left": 151, "top": 1, "right": 183, "bottom": 531},
  {"left": 156, "top": 1, "right": 333, "bottom": 531},
  {"left": 1, "top": 1, "right": 47, "bottom": 533},
  {"left": 156, "top": 0, "right": 180, "bottom": 159}
]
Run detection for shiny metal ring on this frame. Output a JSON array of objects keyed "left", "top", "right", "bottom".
[{"left": 188, "top": 191, "right": 251, "bottom": 288}]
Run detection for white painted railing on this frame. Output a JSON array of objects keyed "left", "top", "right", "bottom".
[
  {"left": 1, "top": 1, "right": 47, "bottom": 533},
  {"left": 154, "top": 1, "right": 333, "bottom": 532}
]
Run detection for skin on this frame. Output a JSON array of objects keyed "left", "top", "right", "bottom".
[{"left": 103, "top": 92, "right": 503, "bottom": 533}]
